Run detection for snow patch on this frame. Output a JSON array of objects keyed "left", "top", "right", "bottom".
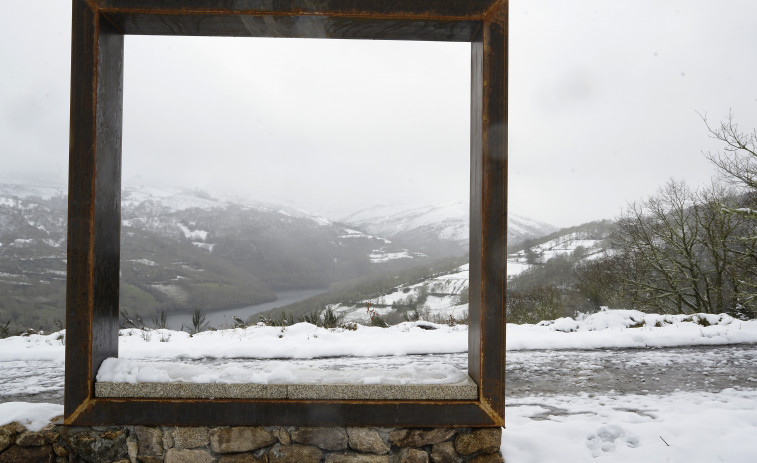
[
  {"left": 0, "top": 402, "right": 63, "bottom": 431},
  {"left": 177, "top": 223, "right": 209, "bottom": 241}
]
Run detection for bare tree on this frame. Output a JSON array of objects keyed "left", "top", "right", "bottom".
[
  {"left": 703, "top": 112, "right": 757, "bottom": 192},
  {"left": 610, "top": 179, "right": 754, "bottom": 316},
  {"left": 702, "top": 114, "right": 757, "bottom": 317}
]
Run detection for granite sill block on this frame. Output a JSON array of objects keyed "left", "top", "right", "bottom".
[{"left": 95, "top": 377, "right": 477, "bottom": 400}]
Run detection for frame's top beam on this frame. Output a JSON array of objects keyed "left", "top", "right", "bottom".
[
  {"left": 92, "top": 0, "right": 506, "bottom": 41},
  {"left": 95, "top": 0, "right": 501, "bottom": 19}
]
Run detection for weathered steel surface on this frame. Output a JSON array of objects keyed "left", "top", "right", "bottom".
[
  {"left": 66, "top": 0, "right": 124, "bottom": 422},
  {"left": 73, "top": 399, "right": 499, "bottom": 427},
  {"left": 66, "top": 0, "right": 508, "bottom": 427},
  {"left": 95, "top": 0, "right": 497, "bottom": 18},
  {"left": 479, "top": 3, "right": 507, "bottom": 421},
  {"left": 104, "top": 13, "right": 480, "bottom": 41},
  {"left": 66, "top": 0, "right": 99, "bottom": 420},
  {"left": 91, "top": 13, "right": 124, "bottom": 415}
]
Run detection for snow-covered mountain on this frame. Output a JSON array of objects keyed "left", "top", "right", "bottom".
[
  {"left": 509, "top": 213, "right": 559, "bottom": 246},
  {"left": 507, "top": 220, "right": 614, "bottom": 278},
  {"left": 341, "top": 202, "right": 557, "bottom": 257},
  {"left": 0, "top": 183, "right": 427, "bottom": 330}
]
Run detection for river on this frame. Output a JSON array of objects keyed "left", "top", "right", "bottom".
[{"left": 164, "top": 287, "right": 327, "bottom": 330}]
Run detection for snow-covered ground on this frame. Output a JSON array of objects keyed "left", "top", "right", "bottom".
[
  {"left": 1, "top": 309, "right": 756, "bottom": 462},
  {"left": 332, "top": 264, "right": 470, "bottom": 323},
  {"left": 502, "top": 388, "right": 757, "bottom": 463}
]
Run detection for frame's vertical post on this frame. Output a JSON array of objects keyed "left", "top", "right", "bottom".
[
  {"left": 471, "top": 1, "right": 508, "bottom": 422},
  {"left": 468, "top": 26, "right": 484, "bottom": 392},
  {"left": 65, "top": 0, "right": 124, "bottom": 423}
]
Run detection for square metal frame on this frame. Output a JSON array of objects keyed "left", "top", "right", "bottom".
[{"left": 65, "top": 0, "right": 507, "bottom": 427}]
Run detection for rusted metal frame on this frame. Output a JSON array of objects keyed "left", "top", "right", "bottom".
[
  {"left": 467, "top": 20, "right": 484, "bottom": 403},
  {"left": 93, "top": 0, "right": 491, "bottom": 41},
  {"left": 93, "top": 0, "right": 496, "bottom": 20},
  {"left": 478, "top": 2, "right": 507, "bottom": 424},
  {"left": 101, "top": 13, "right": 480, "bottom": 41},
  {"left": 65, "top": 0, "right": 124, "bottom": 424},
  {"left": 468, "top": 2, "right": 507, "bottom": 427},
  {"left": 66, "top": 0, "right": 507, "bottom": 427},
  {"left": 71, "top": 399, "right": 499, "bottom": 427}
]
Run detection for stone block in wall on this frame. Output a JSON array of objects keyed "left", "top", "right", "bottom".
[
  {"left": 0, "top": 423, "right": 23, "bottom": 453},
  {"left": 0, "top": 444, "right": 54, "bottom": 463},
  {"left": 136, "top": 456, "right": 163, "bottom": 463},
  {"left": 210, "top": 427, "right": 277, "bottom": 454},
  {"left": 430, "top": 441, "right": 461, "bottom": 463},
  {"left": 468, "top": 454, "right": 505, "bottom": 463},
  {"left": 59, "top": 426, "right": 128, "bottom": 462},
  {"left": 389, "top": 428, "right": 455, "bottom": 448},
  {"left": 218, "top": 453, "right": 268, "bottom": 463},
  {"left": 169, "top": 426, "right": 210, "bottom": 449},
  {"left": 453, "top": 428, "right": 501, "bottom": 456},
  {"left": 51, "top": 442, "right": 68, "bottom": 458},
  {"left": 165, "top": 448, "right": 216, "bottom": 463},
  {"left": 346, "top": 428, "right": 390, "bottom": 455},
  {"left": 14, "top": 431, "right": 46, "bottom": 447},
  {"left": 290, "top": 427, "right": 348, "bottom": 451},
  {"left": 325, "top": 451, "right": 391, "bottom": 463},
  {"left": 135, "top": 426, "right": 163, "bottom": 456},
  {"left": 268, "top": 443, "right": 322, "bottom": 463},
  {"left": 396, "top": 447, "right": 429, "bottom": 463},
  {"left": 270, "top": 427, "right": 290, "bottom": 445}
]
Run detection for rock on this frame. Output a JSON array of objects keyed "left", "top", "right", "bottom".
[
  {"left": 347, "top": 428, "right": 390, "bottom": 455},
  {"left": 16, "top": 431, "right": 47, "bottom": 447},
  {"left": 268, "top": 443, "right": 322, "bottom": 463},
  {"left": 136, "top": 456, "right": 162, "bottom": 463},
  {"left": 290, "top": 427, "right": 348, "bottom": 451},
  {"left": 218, "top": 454, "right": 267, "bottom": 463},
  {"left": 170, "top": 427, "right": 210, "bottom": 450},
  {"left": 271, "top": 427, "right": 290, "bottom": 445},
  {"left": 0, "top": 444, "right": 54, "bottom": 463},
  {"left": 397, "top": 448, "right": 429, "bottom": 463},
  {"left": 59, "top": 427, "right": 128, "bottom": 462},
  {"left": 430, "top": 441, "right": 461, "bottom": 463},
  {"left": 164, "top": 448, "right": 216, "bottom": 463},
  {"left": 390, "top": 429, "right": 456, "bottom": 448},
  {"left": 210, "top": 427, "right": 277, "bottom": 454},
  {"left": 0, "top": 423, "right": 23, "bottom": 453},
  {"left": 51, "top": 443, "right": 68, "bottom": 457},
  {"left": 135, "top": 426, "right": 163, "bottom": 456},
  {"left": 163, "top": 429, "right": 175, "bottom": 450},
  {"left": 325, "top": 452, "right": 391, "bottom": 463},
  {"left": 453, "top": 428, "right": 500, "bottom": 456},
  {"left": 468, "top": 454, "right": 504, "bottom": 463},
  {"left": 127, "top": 438, "right": 139, "bottom": 462}
]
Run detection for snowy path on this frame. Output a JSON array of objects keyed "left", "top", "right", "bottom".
[
  {"left": 4, "top": 345, "right": 755, "bottom": 405},
  {"left": 507, "top": 344, "right": 757, "bottom": 396}
]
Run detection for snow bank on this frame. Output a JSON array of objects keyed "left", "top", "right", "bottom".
[
  {"left": 1, "top": 310, "right": 756, "bottom": 363},
  {"left": 0, "top": 402, "right": 63, "bottom": 431},
  {"left": 502, "top": 388, "right": 757, "bottom": 463},
  {"left": 508, "top": 309, "right": 757, "bottom": 350},
  {"left": 96, "top": 357, "right": 467, "bottom": 385},
  {"left": 0, "top": 331, "right": 66, "bottom": 361},
  {"left": 113, "top": 322, "right": 467, "bottom": 360}
]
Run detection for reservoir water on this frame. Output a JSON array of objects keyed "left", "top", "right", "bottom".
[{"left": 165, "top": 288, "right": 327, "bottom": 330}]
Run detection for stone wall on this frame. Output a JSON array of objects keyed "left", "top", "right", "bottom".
[{"left": 0, "top": 420, "right": 504, "bottom": 463}]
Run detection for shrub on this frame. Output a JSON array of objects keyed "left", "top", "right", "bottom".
[{"left": 188, "top": 307, "right": 210, "bottom": 334}]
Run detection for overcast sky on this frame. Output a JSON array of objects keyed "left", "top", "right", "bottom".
[{"left": 2, "top": 0, "right": 757, "bottom": 227}]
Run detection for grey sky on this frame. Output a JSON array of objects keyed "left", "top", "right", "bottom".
[{"left": 2, "top": 0, "right": 757, "bottom": 227}]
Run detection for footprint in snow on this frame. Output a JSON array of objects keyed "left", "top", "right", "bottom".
[{"left": 586, "top": 424, "right": 640, "bottom": 457}]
